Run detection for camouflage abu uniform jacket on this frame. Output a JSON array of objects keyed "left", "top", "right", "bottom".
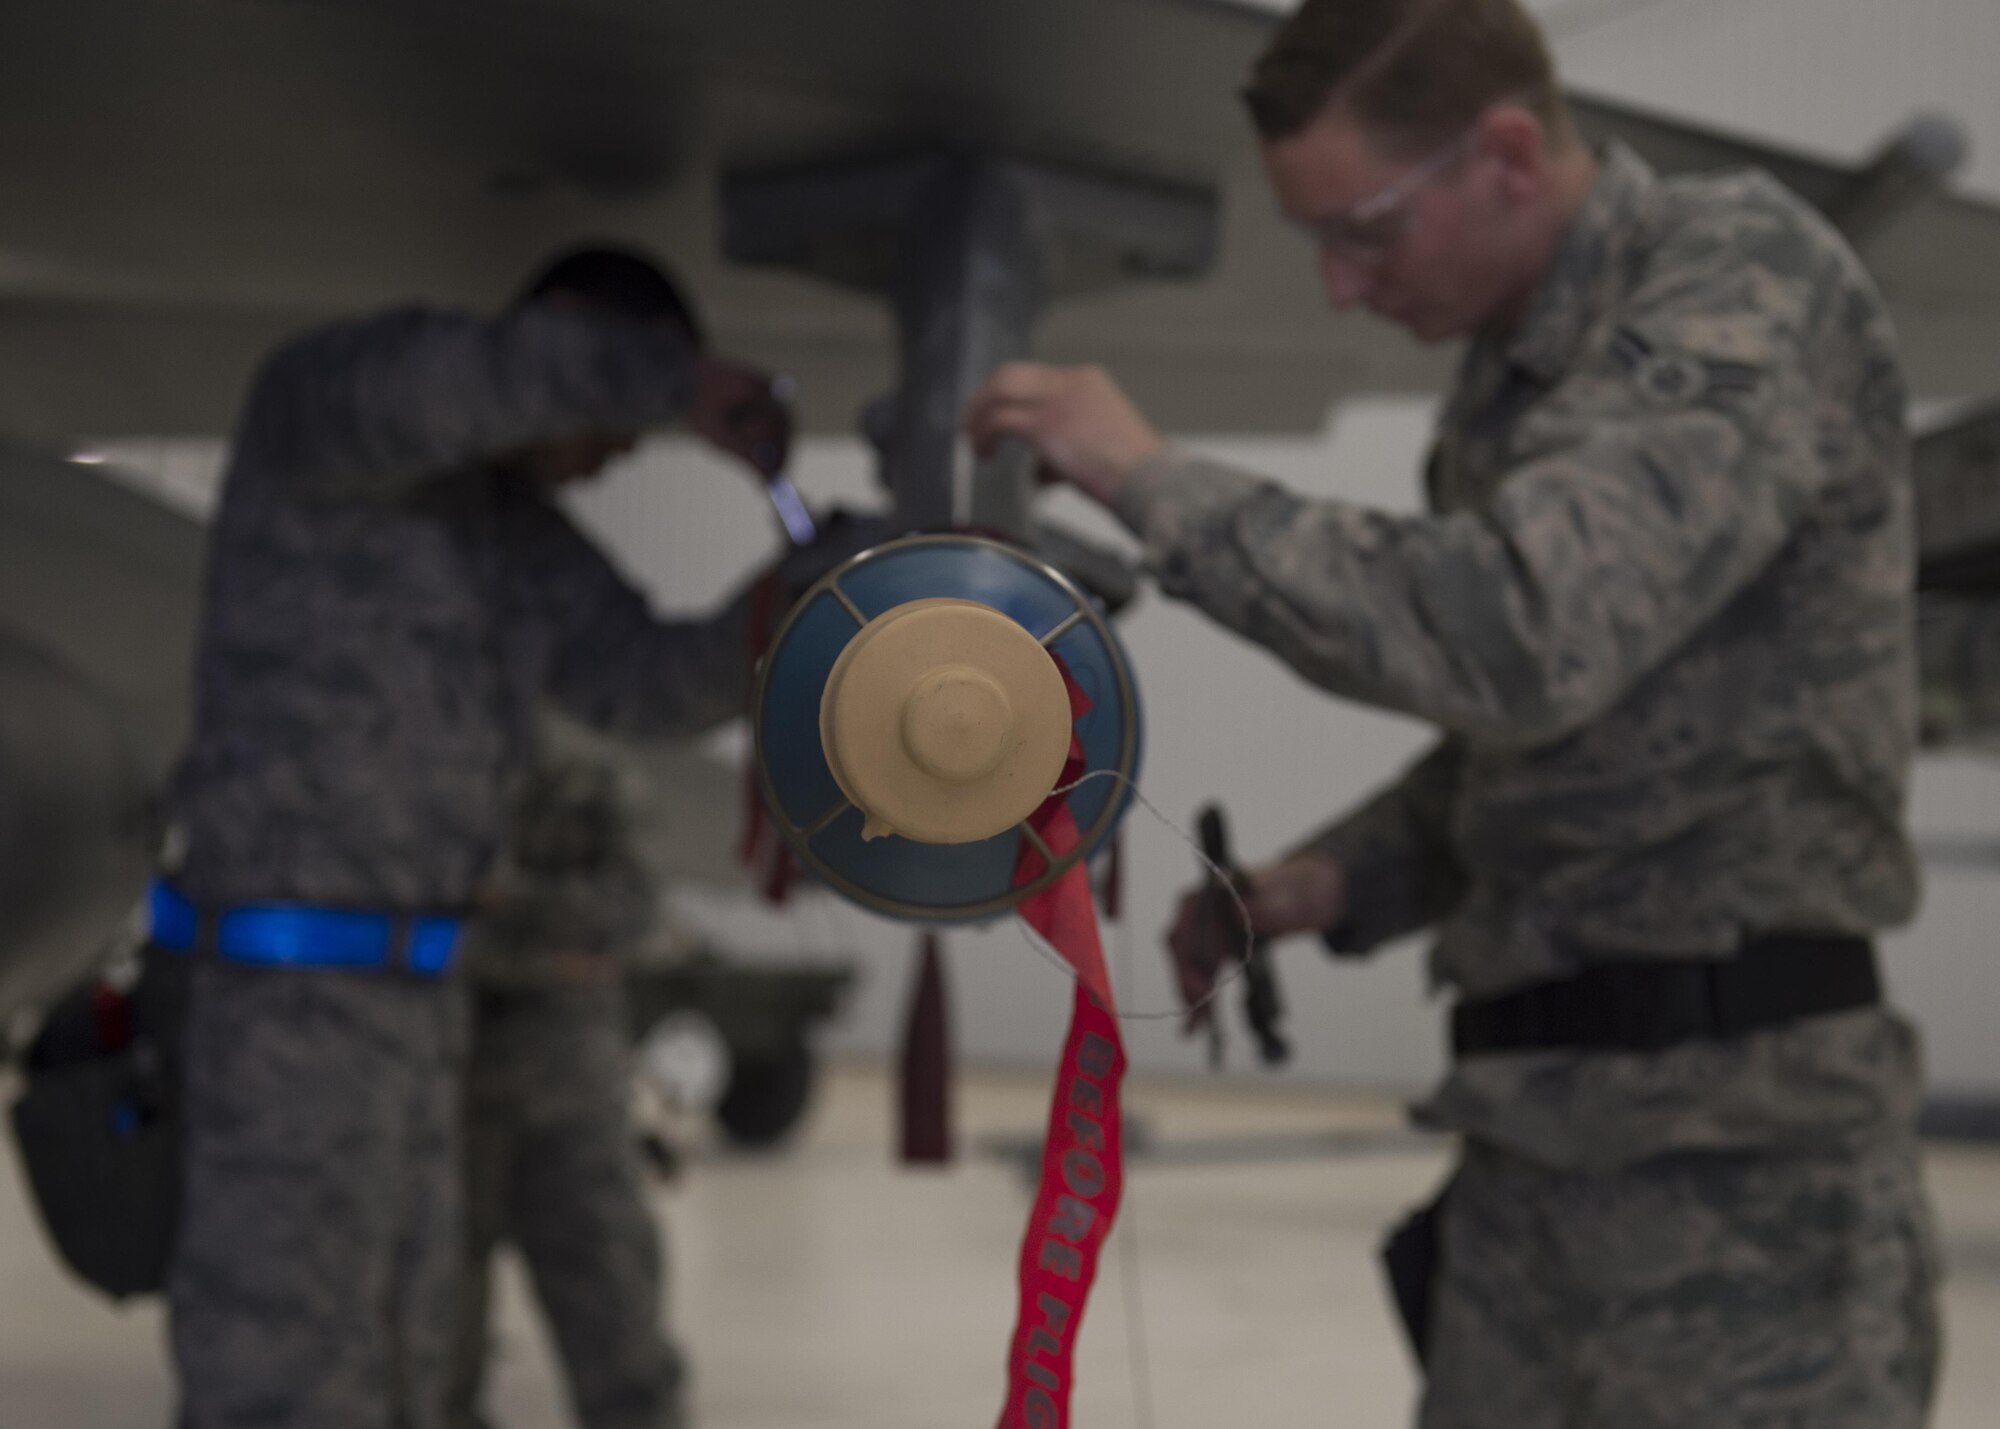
[
  {"left": 1115, "top": 145, "right": 1925, "bottom": 1170},
  {"left": 171, "top": 304, "right": 755, "bottom": 913},
  {"left": 462, "top": 760, "right": 657, "bottom": 990}
]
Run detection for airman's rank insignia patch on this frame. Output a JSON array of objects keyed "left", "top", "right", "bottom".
[{"left": 1611, "top": 326, "right": 1761, "bottom": 409}]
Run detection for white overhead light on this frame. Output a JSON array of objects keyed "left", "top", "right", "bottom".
[{"left": 67, "top": 449, "right": 109, "bottom": 465}]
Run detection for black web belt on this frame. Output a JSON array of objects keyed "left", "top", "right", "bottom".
[{"left": 1450, "top": 932, "right": 1881, "bottom": 1057}]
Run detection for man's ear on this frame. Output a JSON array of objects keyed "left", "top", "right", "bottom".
[{"left": 1478, "top": 105, "right": 1548, "bottom": 206}]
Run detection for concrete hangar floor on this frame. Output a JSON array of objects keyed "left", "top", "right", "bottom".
[{"left": 4, "top": 1060, "right": 1998, "bottom": 1427}]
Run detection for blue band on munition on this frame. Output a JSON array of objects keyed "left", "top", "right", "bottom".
[{"left": 147, "top": 881, "right": 460, "bottom": 976}]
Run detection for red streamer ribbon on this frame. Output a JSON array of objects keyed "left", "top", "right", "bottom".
[
  {"left": 995, "top": 982, "right": 1125, "bottom": 1429},
  {"left": 997, "top": 655, "right": 1126, "bottom": 1429},
  {"left": 1011, "top": 666, "right": 1112, "bottom": 1011}
]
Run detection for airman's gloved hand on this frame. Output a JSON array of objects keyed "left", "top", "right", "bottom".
[
  {"left": 1164, "top": 853, "right": 1345, "bottom": 1032},
  {"left": 691, "top": 356, "right": 792, "bottom": 477}
]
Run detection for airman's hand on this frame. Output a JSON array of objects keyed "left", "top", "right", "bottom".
[
  {"left": 1241, "top": 854, "right": 1348, "bottom": 938},
  {"left": 1163, "top": 854, "right": 1346, "bottom": 1032},
  {"left": 691, "top": 357, "right": 793, "bottom": 477},
  {"left": 962, "top": 363, "right": 1164, "bottom": 507}
]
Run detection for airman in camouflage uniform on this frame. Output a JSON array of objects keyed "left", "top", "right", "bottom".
[
  {"left": 164, "top": 248, "right": 807, "bottom": 1429},
  {"left": 447, "top": 758, "right": 686, "bottom": 1429},
  {"left": 965, "top": 2, "right": 1940, "bottom": 1423}
]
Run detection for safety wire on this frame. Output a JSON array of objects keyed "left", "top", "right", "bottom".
[
  {"left": 1016, "top": 769, "right": 1266, "bottom": 1429},
  {"left": 1107, "top": 843, "right": 1159, "bottom": 1429},
  {"left": 792, "top": 766, "right": 1255, "bottom": 1426},
  {"left": 1012, "top": 768, "right": 1262, "bottom": 1024}
]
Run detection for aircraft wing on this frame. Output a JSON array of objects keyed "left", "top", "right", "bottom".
[
  {"left": 0, "top": 445, "right": 204, "bottom": 783},
  {"left": 0, "top": 444, "right": 201, "bottom": 1027},
  {"left": 1, "top": 0, "right": 1995, "bottom": 451}
]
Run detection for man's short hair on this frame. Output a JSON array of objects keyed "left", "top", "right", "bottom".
[
  {"left": 1242, "top": 0, "right": 1570, "bottom": 152},
  {"left": 516, "top": 244, "right": 706, "bottom": 346}
]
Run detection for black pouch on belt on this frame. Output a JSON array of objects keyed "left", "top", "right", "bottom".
[
  {"left": 1379, "top": 1176, "right": 1452, "bottom": 1369},
  {"left": 8, "top": 947, "right": 190, "bottom": 1299}
]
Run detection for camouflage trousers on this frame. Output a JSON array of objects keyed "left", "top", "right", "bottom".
[
  {"left": 170, "top": 962, "right": 465, "bottom": 1429},
  {"left": 448, "top": 982, "right": 685, "bottom": 1429},
  {"left": 1419, "top": 1134, "right": 1942, "bottom": 1429}
]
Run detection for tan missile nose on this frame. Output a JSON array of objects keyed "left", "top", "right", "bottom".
[
  {"left": 819, "top": 598, "right": 1072, "bottom": 845},
  {"left": 901, "top": 665, "right": 1013, "bottom": 783}
]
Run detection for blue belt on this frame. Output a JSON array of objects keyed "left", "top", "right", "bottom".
[{"left": 148, "top": 881, "right": 461, "bottom": 977}]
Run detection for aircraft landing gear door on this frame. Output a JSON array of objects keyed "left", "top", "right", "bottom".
[{"left": 722, "top": 152, "right": 1218, "bottom": 538}]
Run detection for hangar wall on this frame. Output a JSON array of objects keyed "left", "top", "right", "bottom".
[{"left": 559, "top": 403, "right": 2000, "bottom": 1098}]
